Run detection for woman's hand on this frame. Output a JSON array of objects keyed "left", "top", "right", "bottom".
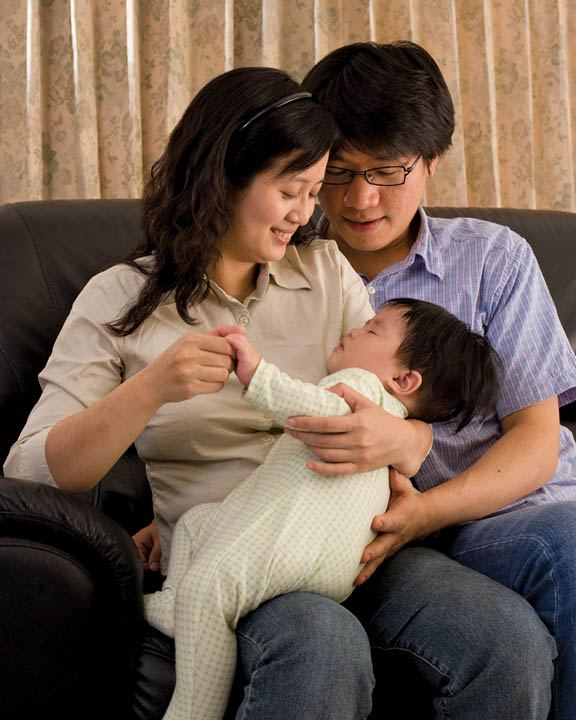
[
  {"left": 141, "top": 324, "right": 244, "bottom": 406},
  {"left": 225, "top": 333, "right": 261, "bottom": 386},
  {"left": 355, "top": 469, "right": 432, "bottom": 585},
  {"left": 133, "top": 519, "right": 162, "bottom": 572},
  {"left": 46, "top": 325, "right": 244, "bottom": 494},
  {"left": 284, "top": 382, "right": 432, "bottom": 477}
]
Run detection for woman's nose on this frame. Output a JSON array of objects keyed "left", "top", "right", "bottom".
[{"left": 287, "top": 197, "right": 315, "bottom": 226}]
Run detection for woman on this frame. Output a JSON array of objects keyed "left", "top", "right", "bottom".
[{"left": 5, "top": 67, "right": 428, "bottom": 718}]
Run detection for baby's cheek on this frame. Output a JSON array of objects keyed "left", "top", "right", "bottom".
[{"left": 326, "top": 348, "right": 342, "bottom": 374}]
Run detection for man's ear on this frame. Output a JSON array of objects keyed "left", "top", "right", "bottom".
[
  {"left": 427, "top": 155, "right": 439, "bottom": 177},
  {"left": 390, "top": 370, "right": 422, "bottom": 397}
]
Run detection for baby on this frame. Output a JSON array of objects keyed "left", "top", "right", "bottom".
[{"left": 144, "top": 298, "right": 501, "bottom": 720}]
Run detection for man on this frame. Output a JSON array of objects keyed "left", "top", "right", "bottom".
[
  {"left": 286, "top": 40, "right": 576, "bottom": 718},
  {"left": 136, "top": 42, "right": 575, "bottom": 718}
]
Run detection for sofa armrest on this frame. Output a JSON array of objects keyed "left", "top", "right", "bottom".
[
  {"left": 0, "top": 474, "right": 144, "bottom": 719},
  {"left": 80, "top": 444, "right": 154, "bottom": 536}
]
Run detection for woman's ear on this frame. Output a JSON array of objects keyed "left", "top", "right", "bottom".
[{"left": 390, "top": 369, "right": 422, "bottom": 397}]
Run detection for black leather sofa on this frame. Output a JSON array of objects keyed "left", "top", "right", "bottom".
[{"left": 1, "top": 200, "right": 575, "bottom": 719}]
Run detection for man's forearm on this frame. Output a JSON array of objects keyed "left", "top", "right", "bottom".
[
  {"left": 418, "top": 397, "right": 560, "bottom": 531},
  {"left": 391, "top": 418, "right": 433, "bottom": 479}
]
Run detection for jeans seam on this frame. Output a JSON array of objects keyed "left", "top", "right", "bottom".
[
  {"left": 235, "top": 630, "right": 376, "bottom": 719},
  {"left": 234, "top": 631, "right": 262, "bottom": 720},
  {"left": 375, "top": 644, "right": 455, "bottom": 693},
  {"left": 449, "top": 533, "right": 560, "bottom": 714},
  {"left": 373, "top": 643, "right": 453, "bottom": 719},
  {"left": 450, "top": 534, "right": 560, "bottom": 634},
  {"left": 236, "top": 630, "right": 264, "bottom": 653}
]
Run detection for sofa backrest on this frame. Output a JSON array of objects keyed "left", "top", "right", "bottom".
[
  {"left": 426, "top": 206, "right": 576, "bottom": 352},
  {"left": 0, "top": 200, "right": 574, "bottom": 465},
  {"left": 0, "top": 200, "right": 142, "bottom": 464}
]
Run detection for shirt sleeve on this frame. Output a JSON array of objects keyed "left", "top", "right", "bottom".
[
  {"left": 483, "top": 233, "right": 576, "bottom": 418},
  {"left": 243, "top": 361, "right": 406, "bottom": 427},
  {"left": 3, "top": 269, "right": 130, "bottom": 484}
]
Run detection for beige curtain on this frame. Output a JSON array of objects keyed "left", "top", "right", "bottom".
[{"left": 1, "top": 0, "right": 575, "bottom": 210}]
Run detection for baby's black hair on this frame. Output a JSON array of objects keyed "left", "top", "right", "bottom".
[{"left": 388, "top": 298, "right": 502, "bottom": 432}]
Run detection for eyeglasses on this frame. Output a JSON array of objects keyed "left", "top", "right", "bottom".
[{"left": 323, "top": 156, "right": 420, "bottom": 187}]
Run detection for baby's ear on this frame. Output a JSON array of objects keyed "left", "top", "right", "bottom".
[{"left": 389, "top": 370, "right": 422, "bottom": 397}]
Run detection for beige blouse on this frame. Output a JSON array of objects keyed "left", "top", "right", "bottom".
[{"left": 4, "top": 239, "right": 374, "bottom": 563}]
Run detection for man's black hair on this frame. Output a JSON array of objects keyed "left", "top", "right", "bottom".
[
  {"left": 388, "top": 298, "right": 501, "bottom": 432},
  {"left": 303, "top": 41, "right": 455, "bottom": 164}
]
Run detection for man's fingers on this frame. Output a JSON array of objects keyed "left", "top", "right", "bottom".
[
  {"left": 327, "top": 382, "right": 378, "bottom": 410},
  {"left": 302, "top": 447, "right": 354, "bottom": 463},
  {"left": 285, "top": 427, "right": 351, "bottom": 446},
  {"left": 304, "top": 459, "right": 358, "bottom": 476},
  {"left": 355, "top": 555, "right": 387, "bottom": 585},
  {"left": 355, "top": 531, "right": 401, "bottom": 584}
]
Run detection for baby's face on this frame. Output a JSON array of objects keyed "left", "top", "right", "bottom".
[{"left": 327, "top": 305, "right": 407, "bottom": 382}]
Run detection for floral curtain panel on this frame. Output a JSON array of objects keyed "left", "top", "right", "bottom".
[{"left": 1, "top": 0, "right": 575, "bottom": 210}]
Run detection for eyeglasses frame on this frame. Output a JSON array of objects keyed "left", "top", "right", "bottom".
[{"left": 322, "top": 155, "right": 421, "bottom": 187}]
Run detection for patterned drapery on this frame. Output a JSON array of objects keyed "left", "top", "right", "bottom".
[{"left": 1, "top": 0, "right": 575, "bottom": 209}]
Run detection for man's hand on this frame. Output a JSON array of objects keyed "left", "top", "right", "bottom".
[
  {"left": 285, "top": 382, "right": 431, "bottom": 477},
  {"left": 354, "top": 469, "right": 432, "bottom": 585},
  {"left": 133, "top": 519, "right": 162, "bottom": 572}
]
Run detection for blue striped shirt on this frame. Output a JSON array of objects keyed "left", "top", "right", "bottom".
[{"left": 317, "top": 208, "right": 576, "bottom": 509}]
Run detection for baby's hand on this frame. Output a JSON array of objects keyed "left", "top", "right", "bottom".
[{"left": 225, "top": 333, "right": 261, "bottom": 386}]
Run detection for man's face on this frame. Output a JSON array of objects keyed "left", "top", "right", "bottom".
[{"left": 318, "top": 147, "right": 437, "bottom": 268}]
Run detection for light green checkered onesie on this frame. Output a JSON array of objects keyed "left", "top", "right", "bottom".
[{"left": 144, "top": 359, "right": 407, "bottom": 720}]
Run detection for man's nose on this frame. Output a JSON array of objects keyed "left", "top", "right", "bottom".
[{"left": 343, "top": 175, "right": 380, "bottom": 209}]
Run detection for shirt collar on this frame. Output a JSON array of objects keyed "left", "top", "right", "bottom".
[
  {"left": 207, "top": 246, "right": 312, "bottom": 305},
  {"left": 266, "top": 245, "right": 313, "bottom": 290},
  {"left": 412, "top": 207, "right": 444, "bottom": 279},
  {"left": 313, "top": 207, "right": 444, "bottom": 280}
]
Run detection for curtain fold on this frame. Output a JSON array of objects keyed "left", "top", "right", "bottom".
[{"left": 1, "top": 0, "right": 574, "bottom": 210}]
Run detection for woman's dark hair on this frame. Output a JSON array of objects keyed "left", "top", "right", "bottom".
[
  {"left": 302, "top": 41, "right": 454, "bottom": 165},
  {"left": 108, "top": 67, "right": 337, "bottom": 336},
  {"left": 387, "top": 298, "right": 502, "bottom": 432}
]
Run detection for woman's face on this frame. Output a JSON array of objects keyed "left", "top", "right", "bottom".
[{"left": 219, "top": 152, "right": 329, "bottom": 265}]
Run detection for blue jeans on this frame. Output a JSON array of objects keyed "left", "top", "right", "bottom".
[
  {"left": 226, "top": 592, "right": 374, "bottom": 719},
  {"left": 428, "top": 501, "right": 576, "bottom": 720},
  {"left": 227, "top": 544, "right": 556, "bottom": 719}
]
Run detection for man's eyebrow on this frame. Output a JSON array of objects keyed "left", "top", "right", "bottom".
[{"left": 330, "top": 153, "right": 396, "bottom": 165}]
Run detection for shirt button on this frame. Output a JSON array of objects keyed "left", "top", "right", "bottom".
[
  {"left": 239, "top": 315, "right": 250, "bottom": 326},
  {"left": 367, "top": 286, "right": 376, "bottom": 295},
  {"left": 261, "top": 433, "right": 274, "bottom": 444}
]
